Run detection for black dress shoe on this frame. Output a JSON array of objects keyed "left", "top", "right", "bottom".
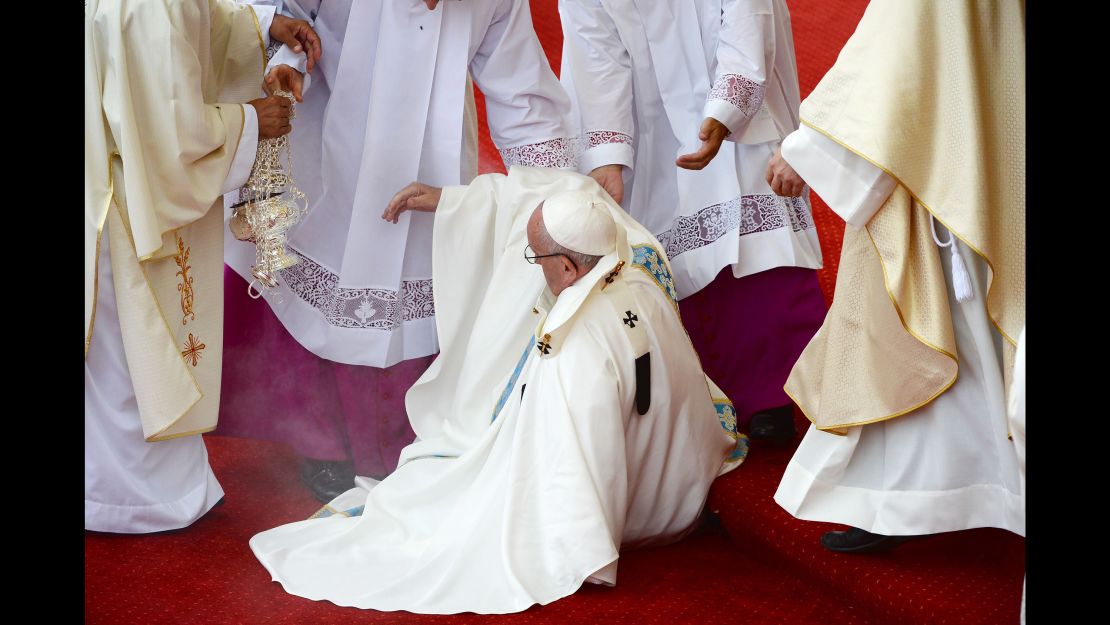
[
  {"left": 748, "top": 405, "right": 797, "bottom": 443},
  {"left": 299, "top": 458, "right": 356, "bottom": 503},
  {"left": 820, "top": 527, "right": 915, "bottom": 553}
]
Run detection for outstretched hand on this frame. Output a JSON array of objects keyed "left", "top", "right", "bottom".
[
  {"left": 383, "top": 182, "right": 443, "bottom": 224},
  {"left": 676, "top": 117, "right": 729, "bottom": 170}
]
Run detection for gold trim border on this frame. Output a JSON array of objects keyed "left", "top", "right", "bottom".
[
  {"left": 86, "top": 153, "right": 118, "bottom": 357},
  {"left": 800, "top": 119, "right": 1019, "bottom": 347}
]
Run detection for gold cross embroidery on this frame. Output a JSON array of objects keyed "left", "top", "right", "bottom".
[{"left": 182, "top": 333, "right": 206, "bottom": 367}]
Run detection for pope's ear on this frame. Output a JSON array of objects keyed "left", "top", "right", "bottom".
[{"left": 561, "top": 256, "right": 577, "bottom": 275}]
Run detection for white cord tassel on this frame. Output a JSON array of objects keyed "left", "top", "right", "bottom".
[{"left": 930, "top": 215, "right": 974, "bottom": 303}]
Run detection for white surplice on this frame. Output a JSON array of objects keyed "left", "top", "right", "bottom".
[
  {"left": 226, "top": 0, "right": 577, "bottom": 367},
  {"left": 559, "top": 0, "right": 822, "bottom": 298}
]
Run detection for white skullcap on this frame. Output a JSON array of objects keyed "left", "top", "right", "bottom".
[{"left": 542, "top": 190, "right": 617, "bottom": 256}]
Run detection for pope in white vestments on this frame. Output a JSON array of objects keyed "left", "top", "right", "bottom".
[{"left": 249, "top": 167, "right": 748, "bottom": 614}]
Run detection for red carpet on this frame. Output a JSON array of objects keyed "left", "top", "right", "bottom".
[
  {"left": 709, "top": 414, "right": 1026, "bottom": 625},
  {"left": 87, "top": 1, "right": 1025, "bottom": 623},
  {"left": 85, "top": 433, "right": 1023, "bottom": 624},
  {"left": 86, "top": 435, "right": 877, "bottom": 625}
]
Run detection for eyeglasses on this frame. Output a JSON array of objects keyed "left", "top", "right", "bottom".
[{"left": 524, "top": 244, "right": 578, "bottom": 270}]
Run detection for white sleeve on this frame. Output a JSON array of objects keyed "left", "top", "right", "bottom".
[
  {"left": 780, "top": 125, "right": 896, "bottom": 229},
  {"left": 559, "top": 0, "right": 635, "bottom": 174},
  {"left": 267, "top": 42, "right": 313, "bottom": 94},
  {"left": 262, "top": 0, "right": 321, "bottom": 93},
  {"left": 244, "top": 3, "right": 277, "bottom": 47},
  {"left": 703, "top": 0, "right": 773, "bottom": 137},
  {"left": 471, "top": 0, "right": 578, "bottom": 170},
  {"left": 222, "top": 103, "right": 259, "bottom": 194}
]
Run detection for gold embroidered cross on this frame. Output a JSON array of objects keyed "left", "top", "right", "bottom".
[{"left": 182, "top": 333, "right": 206, "bottom": 367}]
